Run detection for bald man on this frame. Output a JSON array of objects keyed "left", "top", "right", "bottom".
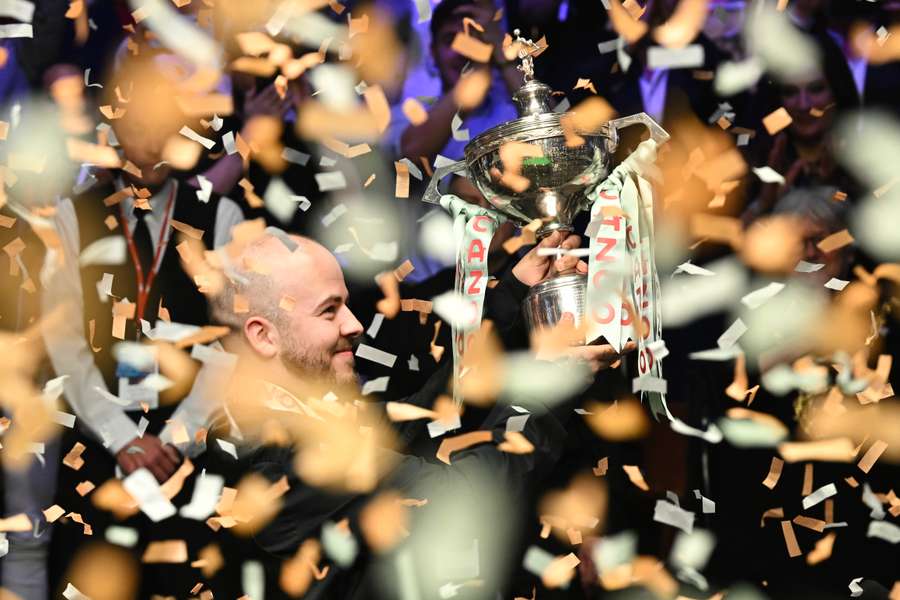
[
  {"left": 210, "top": 233, "right": 365, "bottom": 389},
  {"left": 206, "top": 229, "right": 629, "bottom": 598}
]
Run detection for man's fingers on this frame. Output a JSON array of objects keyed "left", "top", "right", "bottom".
[
  {"left": 154, "top": 448, "right": 179, "bottom": 478},
  {"left": 560, "top": 234, "right": 581, "bottom": 250},
  {"left": 144, "top": 445, "right": 177, "bottom": 481},
  {"left": 147, "top": 461, "right": 169, "bottom": 483},
  {"left": 574, "top": 344, "right": 621, "bottom": 361},
  {"left": 163, "top": 445, "right": 181, "bottom": 466},
  {"left": 553, "top": 255, "right": 579, "bottom": 273},
  {"left": 622, "top": 341, "right": 638, "bottom": 353},
  {"left": 576, "top": 260, "right": 589, "bottom": 274},
  {"left": 118, "top": 454, "right": 137, "bottom": 474},
  {"left": 536, "top": 230, "right": 562, "bottom": 249}
]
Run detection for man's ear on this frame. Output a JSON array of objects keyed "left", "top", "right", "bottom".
[{"left": 244, "top": 316, "right": 280, "bottom": 359}]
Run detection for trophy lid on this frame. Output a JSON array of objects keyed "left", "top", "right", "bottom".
[
  {"left": 512, "top": 79, "right": 554, "bottom": 117},
  {"left": 508, "top": 31, "right": 554, "bottom": 117}
]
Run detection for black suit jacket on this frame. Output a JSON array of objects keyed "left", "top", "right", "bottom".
[{"left": 220, "top": 272, "right": 572, "bottom": 599}]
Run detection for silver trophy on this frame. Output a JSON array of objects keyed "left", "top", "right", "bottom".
[{"left": 425, "top": 31, "right": 670, "bottom": 333}]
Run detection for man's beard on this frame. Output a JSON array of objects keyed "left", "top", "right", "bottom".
[{"left": 280, "top": 335, "right": 358, "bottom": 387}]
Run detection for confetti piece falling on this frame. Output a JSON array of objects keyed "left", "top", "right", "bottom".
[
  {"left": 762, "top": 107, "right": 793, "bottom": 135},
  {"left": 762, "top": 457, "right": 784, "bottom": 489},
  {"left": 622, "top": 465, "right": 650, "bottom": 491},
  {"left": 781, "top": 520, "right": 802, "bottom": 557}
]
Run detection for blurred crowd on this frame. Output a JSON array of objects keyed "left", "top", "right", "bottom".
[{"left": 0, "top": 0, "right": 898, "bottom": 599}]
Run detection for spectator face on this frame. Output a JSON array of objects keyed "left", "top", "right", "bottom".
[
  {"left": 431, "top": 11, "right": 473, "bottom": 90},
  {"left": 703, "top": 0, "right": 746, "bottom": 52},
  {"left": 109, "top": 57, "right": 185, "bottom": 188},
  {"left": 113, "top": 112, "right": 175, "bottom": 187},
  {"left": 780, "top": 75, "right": 835, "bottom": 142}
]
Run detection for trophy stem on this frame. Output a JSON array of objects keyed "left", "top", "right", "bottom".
[
  {"left": 536, "top": 223, "right": 573, "bottom": 239},
  {"left": 522, "top": 273, "right": 587, "bottom": 333}
]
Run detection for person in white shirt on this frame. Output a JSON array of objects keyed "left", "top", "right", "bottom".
[
  {"left": 39, "top": 49, "right": 247, "bottom": 598},
  {"left": 41, "top": 53, "right": 244, "bottom": 484}
]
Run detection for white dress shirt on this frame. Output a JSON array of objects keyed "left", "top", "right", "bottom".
[{"left": 40, "top": 179, "right": 244, "bottom": 456}]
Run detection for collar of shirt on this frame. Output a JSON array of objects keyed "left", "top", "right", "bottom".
[
  {"left": 262, "top": 380, "right": 325, "bottom": 421},
  {"left": 119, "top": 177, "right": 177, "bottom": 231}
]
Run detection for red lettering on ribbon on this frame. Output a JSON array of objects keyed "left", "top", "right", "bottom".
[
  {"left": 600, "top": 216, "right": 622, "bottom": 231},
  {"left": 636, "top": 282, "right": 650, "bottom": 310},
  {"left": 621, "top": 302, "right": 633, "bottom": 326},
  {"left": 593, "top": 237, "right": 616, "bottom": 263},
  {"left": 626, "top": 225, "right": 636, "bottom": 249},
  {"left": 467, "top": 270, "right": 484, "bottom": 295},
  {"left": 467, "top": 239, "right": 486, "bottom": 263},
  {"left": 592, "top": 303, "right": 615, "bottom": 325},
  {"left": 639, "top": 347, "right": 654, "bottom": 372},
  {"left": 471, "top": 215, "right": 490, "bottom": 233}
]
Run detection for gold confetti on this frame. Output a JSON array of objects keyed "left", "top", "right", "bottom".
[
  {"left": 780, "top": 520, "right": 802, "bottom": 557},
  {"left": 142, "top": 540, "right": 189, "bottom": 563},
  {"left": 63, "top": 442, "right": 86, "bottom": 470},
  {"left": 762, "top": 457, "right": 784, "bottom": 489},
  {"left": 451, "top": 32, "right": 493, "bottom": 63},
  {"left": 816, "top": 229, "right": 854, "bottom": 253},
  {"left": 582, "top": 398, "right": 649, "bottom": 441},
  {"left": 401, "top": 98, "right": 428, "bottom": 126},
  {"left": 806, "top": 532, "right": 836, "bottom": 565},
  {"left": 622, "top": 465, "right": 650, "bottom": 491},
  {"left": 762, "top": 107, "right": 793, "bottom": 135},
  {"left": 857, "top": 439, "right": 888, "bottom": 473},
  {"left": 43, "top": 505, "right": 66, "bottom": 523},
  {"left": 394, "top": 161, "right": 410, "bottom": 198},
  {"left": 363, "top": 85, "right": 391, "bottom": 134},
  {"left": 75, "top": 481, "right": 95, "bottom": 496}
]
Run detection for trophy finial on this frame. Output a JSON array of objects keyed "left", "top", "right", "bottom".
[{"left": 512, "top": 29, "right": 541, "bottom": 82}]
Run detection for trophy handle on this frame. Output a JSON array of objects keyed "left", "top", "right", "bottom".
[
  {"left": 423, "top": 160, "right": 467, "bottom": 204},
  {"left": 607, "top": 113, "right": 671, "bottom": 147}
]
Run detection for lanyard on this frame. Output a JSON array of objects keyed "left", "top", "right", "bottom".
[{"left": 118, "top": 184, "right": 176, "bottom": 326}]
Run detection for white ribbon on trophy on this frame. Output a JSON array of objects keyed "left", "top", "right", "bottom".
[{"left": 585, "top": 139, "right": 668, "bottom": 420}]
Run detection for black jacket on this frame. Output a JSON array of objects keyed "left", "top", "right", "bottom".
[{"left": 227, "top": 271, "right": 573, "bottom": 599}]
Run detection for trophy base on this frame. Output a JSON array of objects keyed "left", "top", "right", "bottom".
[{"left": 522, "top": 273, "right": 587, "bottom": 332}]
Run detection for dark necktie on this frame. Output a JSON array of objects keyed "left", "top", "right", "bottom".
[{"left": 132, "top": 207, "right": 154, "bottom": 276}]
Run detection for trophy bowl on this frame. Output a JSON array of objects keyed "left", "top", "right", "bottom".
[
  {"left": 459, "top": 79, "right": 670, "bottom": 240},
  {"left": 463, "top": 82, "right": 616, "bottom": 238}
]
